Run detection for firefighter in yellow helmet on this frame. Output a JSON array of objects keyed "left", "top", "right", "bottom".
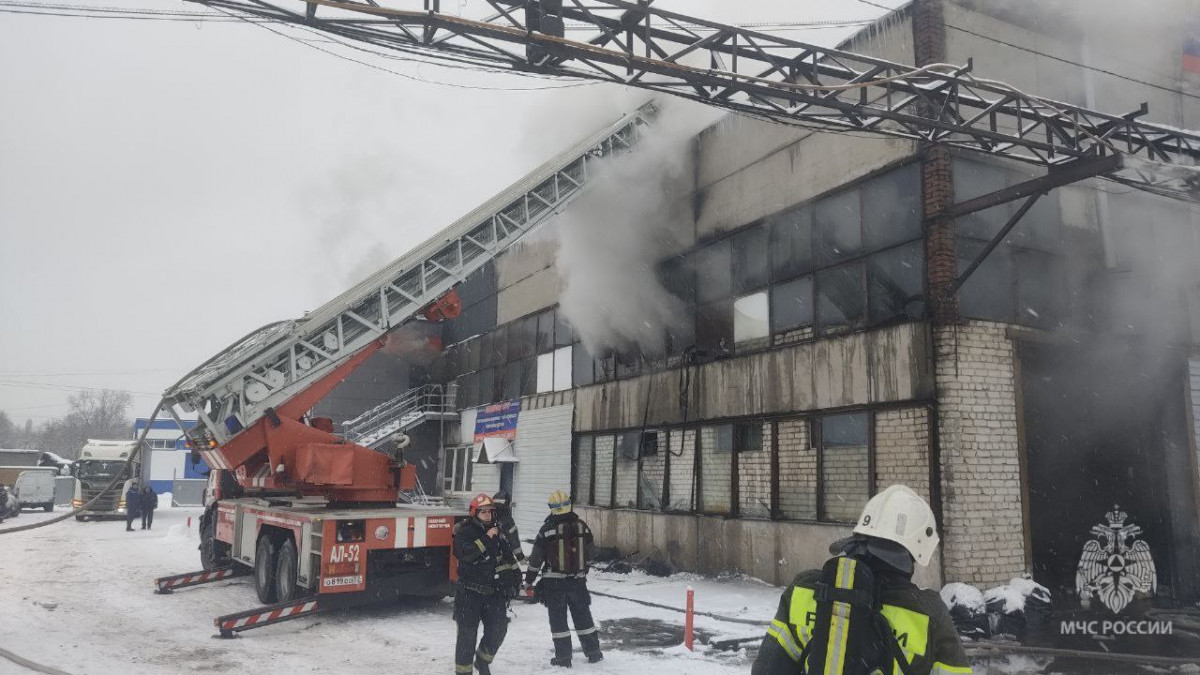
[
  {"left": 453, "top": 493, "right": 520, "bottom": 675},
  {"left": 524, "top": 490, "right": 604, "bottom": 667},
  {"left": 751, "top": 485, "right": 972, "bottom": 675}
]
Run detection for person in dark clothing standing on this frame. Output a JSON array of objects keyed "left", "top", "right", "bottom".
[
  {"left": 124, "top": 483, "right": 142, "bottom": 532},
  {"left": 453, "top": 493, "right": 519, "bottom": 675},
  {"left": 139, "top": 485, "right": 158, "bottom": 530},
  {"left": 524, "top": 490, "right": 603, "bottom": 668}
]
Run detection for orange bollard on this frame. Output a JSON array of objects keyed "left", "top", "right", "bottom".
[
  {"left": 187, "top": 516, "right": 192, "bottom": 528},
  {"left": 685, "top": 586, "right": 694, "bottom": 651}
]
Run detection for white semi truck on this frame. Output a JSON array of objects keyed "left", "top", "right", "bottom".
[{"left": 72, "top": 439, "right": 141, "bottom": 521}]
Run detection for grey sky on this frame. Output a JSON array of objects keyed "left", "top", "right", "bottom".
[{"left": 0, "top": 0, "right": 903, "bottom": 428}]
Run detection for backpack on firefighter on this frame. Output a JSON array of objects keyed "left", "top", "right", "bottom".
[{"left": 797, "top": 555, "right": 918, "bottom": 675}]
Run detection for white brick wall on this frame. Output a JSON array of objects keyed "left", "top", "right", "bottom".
[
  {"left": 875, "top": 407, "right": 932, "bottom": 499},
  {"left": 777, "top": 418, "right": 816, "bottom": 519},
  {"left": 738, "top": 422, "right": 773, "bottom": 518},
  {"left": 574, "top": 436, "right": 593, "bottom": 506},
  {"left": 614, "top": 438, "right": 638, "bottom": 508},
  {"left": 593, "top": 435, "right": 614, "bottom": 508},
  {"left": 821, "top": 443, "right": 869, "bottom": 522},
  {"left": 700, "top": 426, "right": 732, "bottom": 514},
  {"left": 668, "top": 429, "right": 697, "bottom": 511},
  {"left": 935, "top": 321, "right": 1027, "bottom": 587}
]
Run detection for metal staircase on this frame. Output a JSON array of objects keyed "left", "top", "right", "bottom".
[{"left": 341, "top": 383, "right": 458, "bottom": 448}]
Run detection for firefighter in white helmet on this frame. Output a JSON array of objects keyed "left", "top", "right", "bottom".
[
  {"left": 524, "top": 489, "right": 604, "bottom": 667},
  {"left": 752, "top": 485, "right": 972, "bottom": 675}
]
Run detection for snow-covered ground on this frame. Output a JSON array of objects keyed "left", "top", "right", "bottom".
[{"left": 0, "top": 505, "right": 1191, "bottom": 674}]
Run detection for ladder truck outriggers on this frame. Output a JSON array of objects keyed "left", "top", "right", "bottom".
[{"left": 152, "top": 104, "right": 657, "bottom": 637}]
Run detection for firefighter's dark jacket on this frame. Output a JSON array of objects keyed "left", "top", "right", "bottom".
[
  {"left": 524, "top": 511, "right": 593, "bottom": 585},
  {"left": 753, "top": 567, "right": 972, "bottom": 675},
  {"left": 496, "top": 509, "right": 526, "bottom": 563},
  {"left": 453, "top": 517, "right": 519, "bottom": 594}
]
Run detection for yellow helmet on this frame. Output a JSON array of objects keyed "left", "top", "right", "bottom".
[{"left": 548, "top": 490, "right": 572, "bottom": 515}]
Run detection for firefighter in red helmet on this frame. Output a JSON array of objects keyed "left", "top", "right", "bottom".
[{"left": 453, "top": 493, "right": 520, "bottom": 674}]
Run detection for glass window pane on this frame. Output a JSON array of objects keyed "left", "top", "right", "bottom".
[
  {"left": 667, "top": 429, "right": 696, "bottom": 512},
  {"left": 638, "top": 430, "right": 666, "bottom": 510},
  {"left": 816, "top": 263, "right": 865, "bottom": 334},
  {"left": 734, "top": 292, "right": 770, "bottom": 343},
  {"left": 516, "top": 317, "right": 536, "bottom": 359},
  {"left": 553, "top": 346, "right": 572, "bottom": 391},
  {"left": 863, "top": 164, "right": 922, "bottom": 251},
  {"left": 868, "top": 241, "right": 925, "bottom": 324},
  {"left": 770, "top": 276, "right": 814, "bottom": 333},
  {"left": 478, "top": 368, "right": 495, "bottom": 405},
  {"left": 954, "top": 158, "right": 1011, "bottom": 242},
  {"left": 770, "top": 206, "right": 813, "bottom": 280},
  {"left": 504, "top": 361, "right": 522, "bottom": 400},
  {"left": 491, "top": 325, "right": 508, "bottom": 366},
  {"left": 732, "top": 226, "right": 769, "bottom": 293},
  {"left": 521, "top": 357, "right": 537, "bottom": 396},
  {"left": 536, "top": 311, "right": 554, "bottom": 353},
  {"left": 536, "top": 352, "right": 554, "bottom": 393},
  {"left": 697, "top": 299, "right": 734, "bottom": 355},
  {"left": 554, "top": 310, "right": 573, "bottom": 347},
  {"left": 660, "top": 255, "right": 695, "bottom": 305},
  {"left": 573, "top": 342, "right": 595, "bottom": 387},
  {"left": 471, "top": 335, "right": 485, "bottom": 371},
  {"left": 595, "top": 352, "right": 616, "bottom": 383},
  {"left": 700, "top": 426, "right": 732, "bottom": 515},
  {"left": 737, "top": 422, "right": 771, "bottom": 518},
  {"left": 695, "top": 241, "right": 732, "bottom": 303},
  {"left": 957, "top": 238, "right": 1015, "bottom": 322},
  {"left": 814, "top": 189, "right": 862, "bottom": 267}
]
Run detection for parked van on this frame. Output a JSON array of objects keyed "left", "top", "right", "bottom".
[{"left": 14, "top": 470, "right": 56, "bottom": 512}]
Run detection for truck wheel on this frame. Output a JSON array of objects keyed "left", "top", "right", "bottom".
[
  {"left": 255, "top": 535, "right": 280, "bottom": 604},
  {"left": 199, "top": 510, "right": 232, "bottom": 571},
  {"left": 43, "top": 504, "right": 53, "bottom": 512},
  {"left": 275, "top": 537, "right": 302, "bottom": 603}
]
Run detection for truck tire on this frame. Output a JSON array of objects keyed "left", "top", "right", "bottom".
[
  {"left": 199, "top": 509, "right": 232, "bottom": 571},
  {"left": 255, "top": 535, "right": 280, "bottom": 604},
  {"left": 275, "top": 537, "right": 302, "bottom": 603},
  {"left": 43, "top": 504, "right": 53, "bottom": 512}
]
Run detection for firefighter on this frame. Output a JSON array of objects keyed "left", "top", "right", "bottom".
[
  {"left": 453, "top": 493, "right": 519, "bottom": 675},
  {"left": 751, "top": 485, "right": 972, "bottom": 675},
  {"left": 491, "top": 490, "right": 526, "bottom": 567},
  {"left": 523, "top": 490, "right": 603, "bottom": 667}
]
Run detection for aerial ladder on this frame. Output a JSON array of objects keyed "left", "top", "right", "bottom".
[{"left": 152, "top": 0, "right": 1200, "bottom": 636}]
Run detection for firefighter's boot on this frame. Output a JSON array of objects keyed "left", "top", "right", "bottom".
[
  {"left": 474, "top": 653, "right": 492, "bottom": 675},
  {"left": 550, "top": 656, "right": 572, "bottom": 668}
]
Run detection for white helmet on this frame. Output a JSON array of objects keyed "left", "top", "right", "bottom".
[{"left": 852, "top": 485, "right": 939, "bottom": 566}]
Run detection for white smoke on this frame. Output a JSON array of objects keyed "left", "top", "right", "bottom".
[{"left": 555, "top": 97, "right": 722, "bottom": 355}]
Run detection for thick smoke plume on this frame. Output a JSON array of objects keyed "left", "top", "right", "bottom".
[{"left": 554, "top": 98, "right": 720, "bottom": 356}]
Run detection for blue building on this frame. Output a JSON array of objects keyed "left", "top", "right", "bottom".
[{"left": 133, "top": 417, "right": 207, "bottom": 494}]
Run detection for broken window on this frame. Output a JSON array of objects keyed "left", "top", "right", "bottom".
[
  {"left": 572, "top": 342, "right": 595, "bottom": 387},
  {"left": 666, "top": 311, "right": 697, "bottom": 357},
  {"left": 615, "top": 348, "right": 643, "bottom": 380},
  {"left": 554, "top": 310, "right": 573, "bottom": 347},
  {"left": 594, "top": 351, "right": 617, "bottom": 383},
  {"left": 863, "top": 164, "right": 922, "bottom": 251},
  {"left": 695, "top": 240, "right": 732, "bottom": 303},
  {"left": 733, "top": 291, "right": 770, "bottom": 344},
  {"left": 814, "top": 189, "right": 862, "bottom": 267},
  {"left": 732, "top": 225, "right": 770, "bottom": 293},
  {"left": 734, "top": 421, "right": 764, "bottom": 452},
  {"left": 660, "top": 255, "right": 696, "bottom": 304},
  {"left": 868, "top": 241, "right": 925, "bottom": 324},
  {"left": 700, "top": 425, "right": 732, "bottom": 515},
  {"left": 819, "top": 412, "right": 870, "bottom": 523},
  {"left": 770, "top": 206, "right": 813, "bottom": 281},
  {"left": 536, "top": 311, "right": 555, "bottom": 353},
  {"left": 816, "top": 263, "right": 866, "bottom": 334},
  {"left": 697, "top": 299, "right": 734, "bottom": 355},
  {"left": 638, "top": 430, "right": 666, "bottom": 510},
  {"left": 614, "top": 432, "right": 639, "bottom": 508},
  {"left": 770, "top": 275, "right": 814, "bottom": 334},
  {"left": 573, "top": 435, "right": 594, "bottom": 506}
]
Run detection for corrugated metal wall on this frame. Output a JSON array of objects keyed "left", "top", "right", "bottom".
[{"left": 511, "top": 404, "right": 574, "bottom": 542}]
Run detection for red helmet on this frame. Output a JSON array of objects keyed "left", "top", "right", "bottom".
[{"left": 469, "top": 493, "right": 496, "bottom": 518}]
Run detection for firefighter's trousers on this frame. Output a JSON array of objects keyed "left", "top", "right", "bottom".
[
  {"left": 454, "top": 587, "right": 508, "bottom": 673},
  {"left": 542, "top": 578, "right": 601, "bottom": 662}
]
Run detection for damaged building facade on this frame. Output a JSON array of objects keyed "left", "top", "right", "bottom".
[{"left": 330, "top": 0, "right": 1200, "bottom": 606}]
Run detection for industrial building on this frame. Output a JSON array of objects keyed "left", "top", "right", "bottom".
[{"left": 320, "top": 0, "right": 1200, "bottom": 608}]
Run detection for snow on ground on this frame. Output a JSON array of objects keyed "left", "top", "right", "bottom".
[{"left": 0, "top": 507, "right": 775, "bottom": 675}]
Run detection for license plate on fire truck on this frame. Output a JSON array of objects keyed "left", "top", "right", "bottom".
[{"left": 322, "top": 575, "right": 363, "bottom": 588}]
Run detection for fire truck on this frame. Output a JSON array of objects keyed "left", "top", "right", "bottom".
[
  {"left": 154, "top": 0, "right": 1200, "bottom": 638},
  {"left": 152, "top": 104, "right": 656, "bottom": 637}
]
